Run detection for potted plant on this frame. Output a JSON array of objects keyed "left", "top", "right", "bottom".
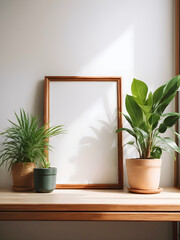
[
  {"left": 117, "top": 76, "right": 180, "bottom": 193},
  {"left": 0, "top": 109, "right": 64, "bottom": 192},
  {"left": 33, "top": 122, "right": 64, "bottom": 193}
]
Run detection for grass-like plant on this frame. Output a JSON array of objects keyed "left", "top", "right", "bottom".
[
  {"left": 0, "top": 109, "right": 64, "bottom": 169},
  {"left": 116, "top": 76, "right": 180, "bottom": 159}
]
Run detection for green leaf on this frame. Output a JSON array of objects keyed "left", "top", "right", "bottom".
[
  {"left": 151, "top": 146, "right": 162, "bottom": 159},
  {"left": 145, "top": 91, "right": 153, "bottom": 111},
  {"left": 162, "top": 112, "right": 180, "bottom": 117},
  {"left": 155, "top": 76, "right": 180, "bottom": 114},
  {"left": 156, "top": 94, "right": 176, "bottom": 114},
  {"left": 138, "top": 104, "right": 151, "bottom": 114},
  {"left": 122, "top": 113, "right": 134, "bottom": 128},
  {"left": 123, "top": 141, "right": 140, "bottom": 152},
  {"left": 163, "top": 75, "right": 180, "bottom": 100},
  {"left": 131, "top": 78, "right": 148, "bottom": 105},
  {"left": 163, "top": 116, "right": 179, "bottom": 127},
  {"left": 125, "top": 95, "right": 143, "bottom": 127},
  {"left": 123, "top": 141, "right": 135, "bottom": 147},
  {"left": 157, "top": 136, "right": 180, "bottom": 153},
  {"left": 158, "top": 115, "right": 179, "bottom": 133},
  {"left": 133, "top": 127, "right": 148, "bottom": 151},
  {"left": 174, "top": 131, "right": 180, "bottom": 141},
  {"left": 134, "top": 127, "right": 148, "bottom": 139},
  {"left": 153, "top": 85, "right": 165, "bottom": 107},
  {"left": 146, "top": 91, "right": 153, "bottom": 105},
  {"left": 158, "top": 124, "right": 167, "bottom": 133},
  {"left": 139, "top": 122, "right": 149, "bottom": 133},
  {"left": 116, "top": 127, "right": 136, "bottom": 139},
  {"left": 149, "top": 113, "right": 160, "bottom": 129}
]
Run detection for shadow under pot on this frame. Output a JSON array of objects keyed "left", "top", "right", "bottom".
[{"left": 34, "top": 167, "right": 57, "bottom": 193}]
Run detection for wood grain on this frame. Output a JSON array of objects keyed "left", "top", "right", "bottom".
[
  {"left": 175, "top": 0, "right": 179, "bottom": 76},
  {"left": 1, "top": 188, "right": 180, "bottom": 212},
  {"left": 175, "top": 0, "right": 180, "bottom": 188},
  {"left": 1, "top": 211, "right": 180, "bottom": 221},
  {"left": 55, "top": 184, "right": 122, "bottom": 189},
  {"left": 44, "top": 77, "right": 50, "bottom": 129},
  {"left": 117, "top": 78, "right": 123, "bottom": 187},
  {"left": 1, "top": 188, "right": 180, "bottom": 221}
]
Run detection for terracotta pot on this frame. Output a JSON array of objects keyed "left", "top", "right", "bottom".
[
  {"left": 126, "top": 158, "right": 162, "bottom": 190},
  {"left": 11, "top": 162, "right": 35, "bottom": 192}
]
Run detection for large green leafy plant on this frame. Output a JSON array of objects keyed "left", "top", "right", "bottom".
[
  {"left": 116, "top": 76, "right": 180, "bottom": 159},
  {"left": 0, "top": 109, "right": 64, "bottom": 169}
]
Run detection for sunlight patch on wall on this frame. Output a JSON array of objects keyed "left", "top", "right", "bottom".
[{"left": 78, "top": 26, "right": 134, "bottom": 80}]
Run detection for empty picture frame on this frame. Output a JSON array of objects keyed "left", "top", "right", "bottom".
[{"left": 44, "top": 76, "right": 123, "bottom": 189}]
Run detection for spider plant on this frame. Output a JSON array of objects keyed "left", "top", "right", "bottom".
[
  {"left": 0, "top": 109, "right": 64, "bottom": 170},
  {"left": 116, "top": 75, "right": 180, "bottom": 159}
]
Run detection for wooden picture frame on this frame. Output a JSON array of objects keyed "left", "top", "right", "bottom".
[
  {"left": 175, "top": 0, "right": 180, "bottom": 188},
  {"left": 44, "top": 76, "right": 123, "bottom": 189}
]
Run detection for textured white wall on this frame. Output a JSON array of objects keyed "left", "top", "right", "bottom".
[{"left": 0, "top": 0, "right": 175, "bottom": 239}]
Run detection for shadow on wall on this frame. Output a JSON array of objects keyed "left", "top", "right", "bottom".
[
  {"left": 32, "top": 79, "right": 44, "bottom": 124},
  {"left": 68, "top": 113, "right": 118, "bottom": 184}
]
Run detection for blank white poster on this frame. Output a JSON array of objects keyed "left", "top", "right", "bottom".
[{"left": 49, "top": 81, "right": 119, "bottom": 184}]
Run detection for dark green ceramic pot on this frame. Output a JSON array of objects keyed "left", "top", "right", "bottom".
[{"left": 34, "top": 168, "right": 57, "bottom": 193}]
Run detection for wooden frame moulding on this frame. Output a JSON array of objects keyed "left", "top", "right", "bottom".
[
  {"left": 173, "top": 3, "right": 179, "bottom": 238},
  {"left": 175, "top": 0, "right": 180, "bottom": 188},
  {"left": 44, "top": 76, "right": 123, "bottom": 189}
]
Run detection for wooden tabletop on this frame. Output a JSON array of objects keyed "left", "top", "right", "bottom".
[{"left": 1, "top": 187, "right": 180, "bottom": 221}]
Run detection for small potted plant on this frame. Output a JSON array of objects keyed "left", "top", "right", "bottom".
[
  {"left": 0, "top": 109, "right": 64, "bottom": 192},
  {"left": 33, "top": 122, "right": 64, "bottom": 193},
  {"left": 117, "top": 76, "right": 180, "bottom": 193}
]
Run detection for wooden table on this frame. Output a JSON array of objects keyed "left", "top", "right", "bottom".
[{"left": 0, "top": 187, "right": 180, "bottom": 222}]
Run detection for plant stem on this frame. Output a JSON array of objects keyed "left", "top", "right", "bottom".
[{"left": 146, "top": 134, "right": 152, "bottom": 158}]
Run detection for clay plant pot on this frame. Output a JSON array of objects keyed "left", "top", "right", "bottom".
[
  {"left": 11, "top": 162, "right": 35, "bottom": 192},
  {"left": 126, "top": 158, "right": 162, "bottom": 193},
  {"left": 34, "top": 168, "right": 57, "bottom": 193}
]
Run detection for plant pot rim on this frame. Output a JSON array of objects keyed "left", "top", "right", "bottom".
[
  {"left": 126, "top": 158, "right": 161, "bottom": 160},
  {"left": 34, "top": 167, "right": 57, "bottom": 170},
  {"left": 13, "top": 162, "right": 35, "bottom": 165},
  {"left": 34, "top": 167, "right": 57, "bottom": 176},
  {"left": 11, "top": 162, "right": 35, "bottom": 170},
  {"left": 126, "top": 158, "right": 161, "bottom": 167}
]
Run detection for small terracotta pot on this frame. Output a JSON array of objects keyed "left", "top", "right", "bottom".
[
  {"left": 126, "top": 158, "right": 162, "bottom": 190},
  {"left": 11, "top": 162, "right": 35, "bottom": 192}
]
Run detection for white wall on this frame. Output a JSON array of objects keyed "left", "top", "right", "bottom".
[{"left": 0, "top": 0, "right": 175, "bottom": 239}]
